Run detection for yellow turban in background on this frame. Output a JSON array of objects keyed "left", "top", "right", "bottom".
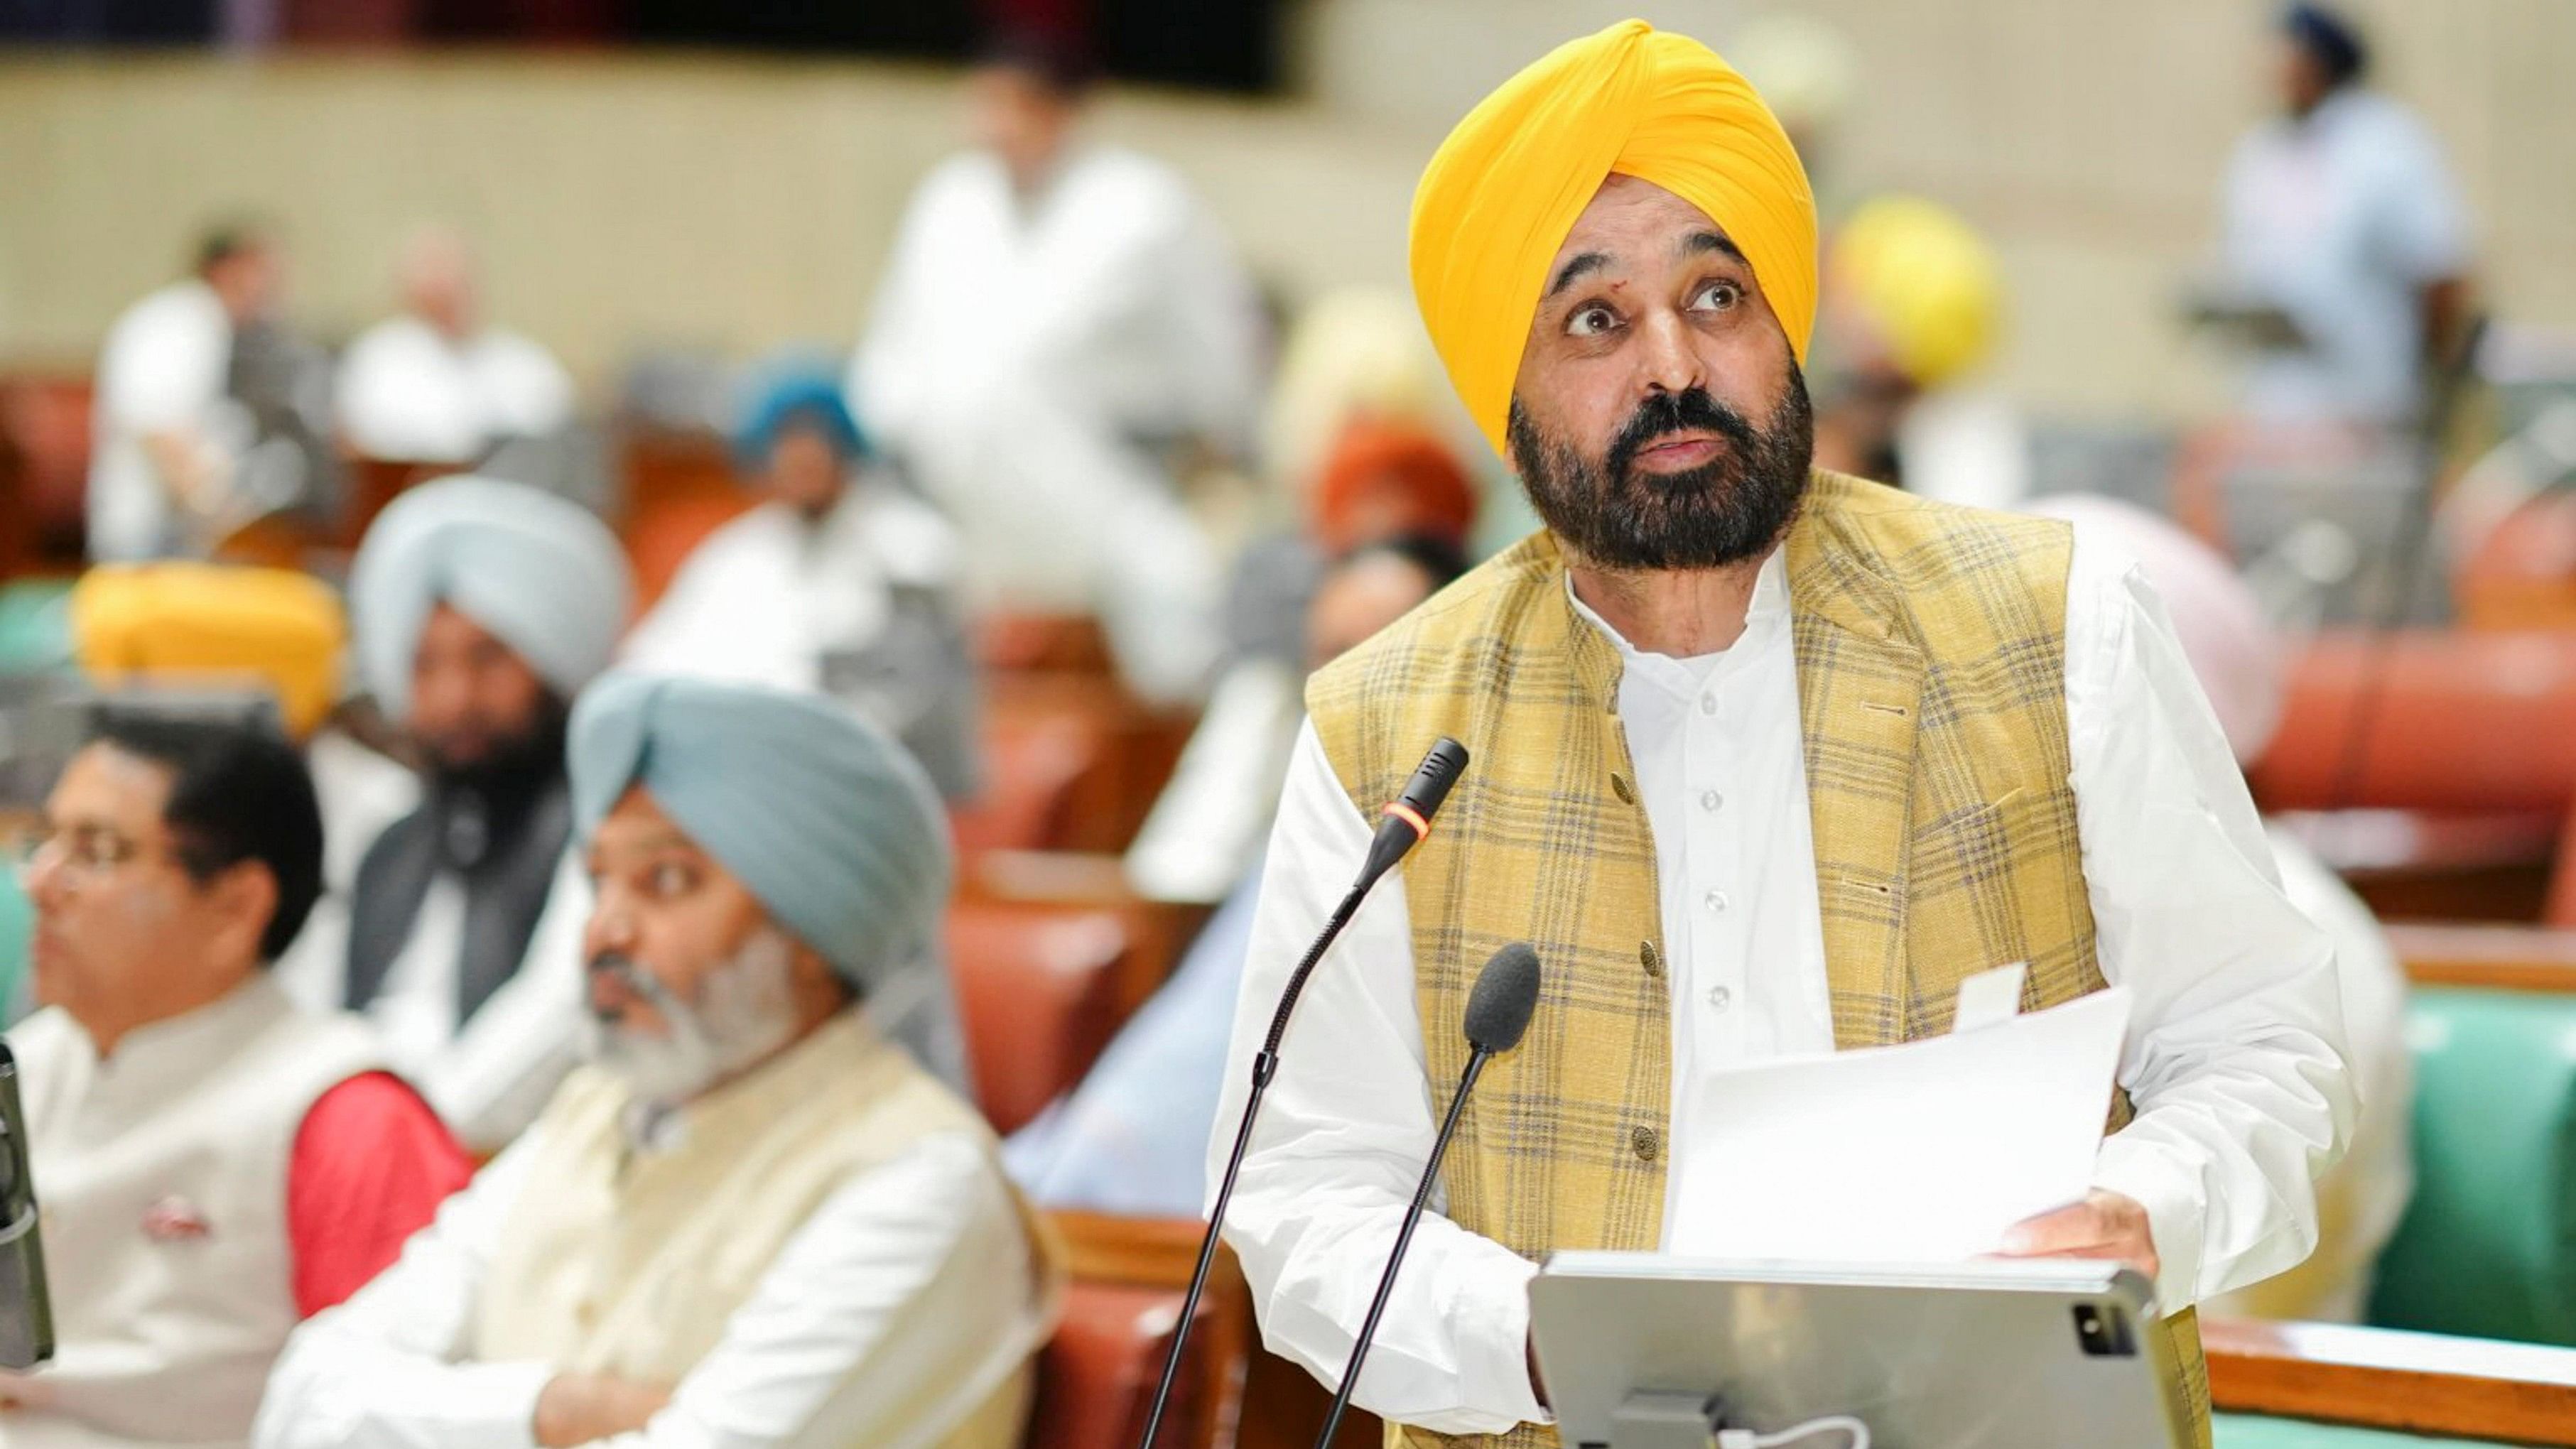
[
  {"left": 72, "top": 564, "right": 347, "bottom": 739},
  {"left": 1409, "top": 18, "right": 1818, "bottom": 460},
  {"left": 1831, "top": 194, "right": 2003, "bottom": 389}
]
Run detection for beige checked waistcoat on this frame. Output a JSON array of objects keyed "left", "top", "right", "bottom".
[{"left": 1307, "top": 472, "right": 2207, "bottom": 1449}]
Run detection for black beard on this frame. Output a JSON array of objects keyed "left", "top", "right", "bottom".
[
  {"left": 424, "top": 698, "right": 568, "bottom": 869},
  {"left": 1508, "top": 366, "right": 1814, "bottom": 572}
]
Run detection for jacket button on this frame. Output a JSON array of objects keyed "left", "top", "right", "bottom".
[
  {"left": 1640, "top": 940, "right": 1663, "bottom": 977},
  {"left": 1611, "top": 772, "right": 1635, "bottom": 803},
  {"left": 1631, "top": 1125, "right": 1662, "bottom": 1163}
]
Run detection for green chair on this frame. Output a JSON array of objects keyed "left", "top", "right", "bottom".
[
  {"left": 0, "top": 578, "right": 72, "bottom": 676},
  {"left": 2366, "top": 987, "right": 2576, "bottom": 1345},
  {"left": 2215, "top": 1416, "right": 2509, "bottom": 1447},
  {"left": 0, "top": 867, "right": 25, "bottom": 1025}
]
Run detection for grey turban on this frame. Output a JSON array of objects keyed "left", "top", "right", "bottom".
[
  {"left": 568, "top": 671, "right": 965, "bottom": 1082},
  {"left": 350, "top": 477, "right": 632, "bottom": 720}
]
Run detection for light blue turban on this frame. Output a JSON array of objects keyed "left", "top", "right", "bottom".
[
  {"left": 350, "top": 477, "right": 632, "bottom": 720},
  {"left": 567, "top": 673, "right": 965, "bottom": 1080}
]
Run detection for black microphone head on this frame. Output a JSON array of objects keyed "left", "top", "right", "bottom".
[
  {"left": 1398, "top": 737, "right": 1470, "bottom": 825},
  {"left": 1463, "top": 942, "right": 1542, "bottom": 1055}
]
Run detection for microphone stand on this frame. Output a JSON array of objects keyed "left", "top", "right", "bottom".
[
  {"left": 1135, "top": 879, "right": 1365, "bottom": 1448},
  {"left": 1135, "top": 736, "right": 1466, "bottom": 1449},
  {"left": 1311, "top": 1050, "right": 1490, "bottom": 1448}
]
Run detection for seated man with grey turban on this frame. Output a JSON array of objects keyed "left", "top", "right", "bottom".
[
  {"left": 310, "top": 476, "right": 633, "bottom": 1153},
  {"left": 255, "top": 674, "right": 1061, "bottom": 1449}
]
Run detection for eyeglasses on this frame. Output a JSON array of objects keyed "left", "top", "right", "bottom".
[{"left": 6, "top": 824, "right": 181, "bottom": 881}]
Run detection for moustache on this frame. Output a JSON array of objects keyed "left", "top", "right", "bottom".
[
  {"left": 588, "top": 952, "right": 679, "bottom": 1022},
  {"left": 1603, "top": 386, "right": 1762, "bottom": 484}
]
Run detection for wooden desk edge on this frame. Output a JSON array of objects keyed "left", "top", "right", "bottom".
[
  {"left": 2204, "top": 1315, "right": 2576, "bottom": 1445},
  {"left": 2389, "top": 922, "right": 2576, "bottom": 993}
]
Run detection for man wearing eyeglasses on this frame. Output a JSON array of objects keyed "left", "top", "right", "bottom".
[{"left": 0, "top": 707, "right": 470, "bottom": 1448}]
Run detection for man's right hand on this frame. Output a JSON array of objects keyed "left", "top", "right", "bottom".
[{"left": 533, "top": 1372, "right": 673, "bottom": 1447}]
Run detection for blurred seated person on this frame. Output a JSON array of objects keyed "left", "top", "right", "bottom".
[
  {"left": 331, "top": 477, "right": 631, "bottom": 1153},
  {"left": 0, "top": 708, "right": 469, "bottom": 1445},
  {"left": 1257, "top": 287, "right": 1453, "bottom": 533},
  {"left": 850, "top": 29, "right": 1265, "bottom": 704},
  {"left": 256, "top": 675, "right": 1058, "bottom": 1449},
  {"left": 1809, "top": 194, "right": 2023, "bottom": 508},
  {"left": 336, "top": 227, "right": 575, "bottom": 465},
  {"left": 1125, "top": 422, "right": 1477, "bottom": 903},
  {"left": 1012, "top": 536, "right": 1466, "bottom": 1212},
  {"left": 67, "top": 563, "right": 420, "bottom": 1001},
  {"left": 2217, "top": 3, "right": 2472, "bottom": 428},
  {"left": 2034, "top": 493, "right": 2410, "bottom": 1323},
  {"left": 88, "top": 224, "right": 286, "bottom": 562},
  {"left": 622, "top": 365, "right": 978, "bottom": 799}
]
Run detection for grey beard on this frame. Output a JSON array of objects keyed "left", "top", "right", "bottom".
[{"left": 588, "top": 928, "right": 803, "bottom": 1109}]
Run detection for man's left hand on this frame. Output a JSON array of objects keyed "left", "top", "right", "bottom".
[{"left": 1996, "top": 1189, "right": 2159, "bottom": 1282}]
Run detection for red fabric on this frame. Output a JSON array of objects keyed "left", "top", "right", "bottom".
[{"left": 286, "top": 1072, "right": 474, "bottom": 1318}]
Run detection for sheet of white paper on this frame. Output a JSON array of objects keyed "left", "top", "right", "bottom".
[
  {"left": 1952, "top": 961, "right": 2028, "bottom": 1033},
  {"left": 1665, "top": 987, "right": 2131, "bottom": 1264}
]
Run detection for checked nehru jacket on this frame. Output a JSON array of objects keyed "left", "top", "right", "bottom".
[{"left": 1306, "top": 471, "right": 2208, "bottom": 1449}]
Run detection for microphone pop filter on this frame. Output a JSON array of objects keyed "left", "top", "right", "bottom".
[{"left": 1463, "top": 942, "right": 1542, "bottom": 1054}]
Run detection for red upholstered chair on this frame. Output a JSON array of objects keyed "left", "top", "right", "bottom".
[
  {"left": 0, "top": 376, "right": 93, "bottom": 575},
  {"left": 2456, "top": 492, "right": 2576, "bottom": 632},
  {"left": 952, "top": 712, "right": 1112, "bottom": 858},
  {"left": 948, "top": 902, "right": 1132, "bottom": 1135},
  {"left": 1029, "top": 1212, "right": 1250, "bottom": 1449},
  {"left": 2253, "top": 629, "right": 2576, "bottom": 921}
]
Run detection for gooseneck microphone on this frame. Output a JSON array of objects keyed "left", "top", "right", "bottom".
[
  {"left": 1135, "top": 737, "right": 1471, "bottom": 1449},
  {"left": 1314, "top": 942, "right": 1544, "bottom": 1448},
  {"left": 1355, "top": 735, "right": 1469, "bottom": 894}
]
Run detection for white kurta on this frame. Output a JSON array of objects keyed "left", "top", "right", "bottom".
[
  {"left": 1213, "top": 530, "right": 2354, "bottom": 1433},
  {"left": 1, "top": 978, "right": 382, "bottom": 1449},
  {"left": 335, "top": 317, "right": 574, "bottom": 463},
  {"left": 87, "top": 280, "right": 240, "bottom": 562},
  {"left": 849, "top": 145, "right": 1259, "bottom": 702},
  {"left": 2221, "top": 88, "right": 2471, "bottom": 423},
  {"left": 276, "top": 729, "right": 423, "bottom": 1016},
  {"left": 620, "top": 485, "right": 960, "bottom": 697},
  {"left": 254, "top": 1118, "right": 1037, "bottom": 1448}
]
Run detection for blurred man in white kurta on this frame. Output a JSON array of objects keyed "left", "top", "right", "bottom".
[
  {"left": 87, "top": 227, "right": 283, "bottom": 563},
  {"left": 336, "top": 228, "right": 575, "bottom": 465},
  {"left": 849, "top": 31, "right": 1264, "bottom": 703},
  {"left": 255, "top": 675, "right": 1057, "bottom": 1449},
  {"left": 622, "top": 367, "right": 979, "bottom": 800}
]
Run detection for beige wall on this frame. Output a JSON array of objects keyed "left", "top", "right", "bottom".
[{"left": 2, "top": 0, "right": 2570, "bottom": 425}]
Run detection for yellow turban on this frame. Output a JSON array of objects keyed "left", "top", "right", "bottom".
[
  {"left": 1831, "top": 194, "right": 2003, "bottom": 389},
  {"left": 72, "top": 564, "right": 347, "bottom": 739},
  {"left": 1409, "top": 19, "right": 1818, "bottom": 460}
]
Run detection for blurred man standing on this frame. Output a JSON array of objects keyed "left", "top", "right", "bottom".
[
  {"left": 0, "top": 710, "right": 467, "bottom": 1447},
  {"left": 336, "top": 477, "right": 631, "bottom": 1153},
  {"left": 622, "top": 366, "right": 980, "bottom": 799},
  {"left": 258, "top": 676, "right": 1056, "bottom": 1449},
  {"left": 2220, "top": 3, "right": 2473, "bottom": 425},
  {"left": 1218, "top": 23, "right": 2350, "bottom": 1445},
  {"left": 87, "top": 227, "right": 282, "bottom": 561},
  {"left": 850, "top": 31, "right": 1264, "bottom": 702},
  {"left": 337, "top": 227, "right": 575, "bottom": 465}
]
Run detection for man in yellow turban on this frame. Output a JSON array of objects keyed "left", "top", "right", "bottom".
[{"left": 1213, "top": 21, "right": 2352, "bottom": 1449}]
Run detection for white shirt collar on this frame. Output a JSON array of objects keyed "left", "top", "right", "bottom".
[{"left": 1562, "top": 546, "right": 1791, "bottom": 696}]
